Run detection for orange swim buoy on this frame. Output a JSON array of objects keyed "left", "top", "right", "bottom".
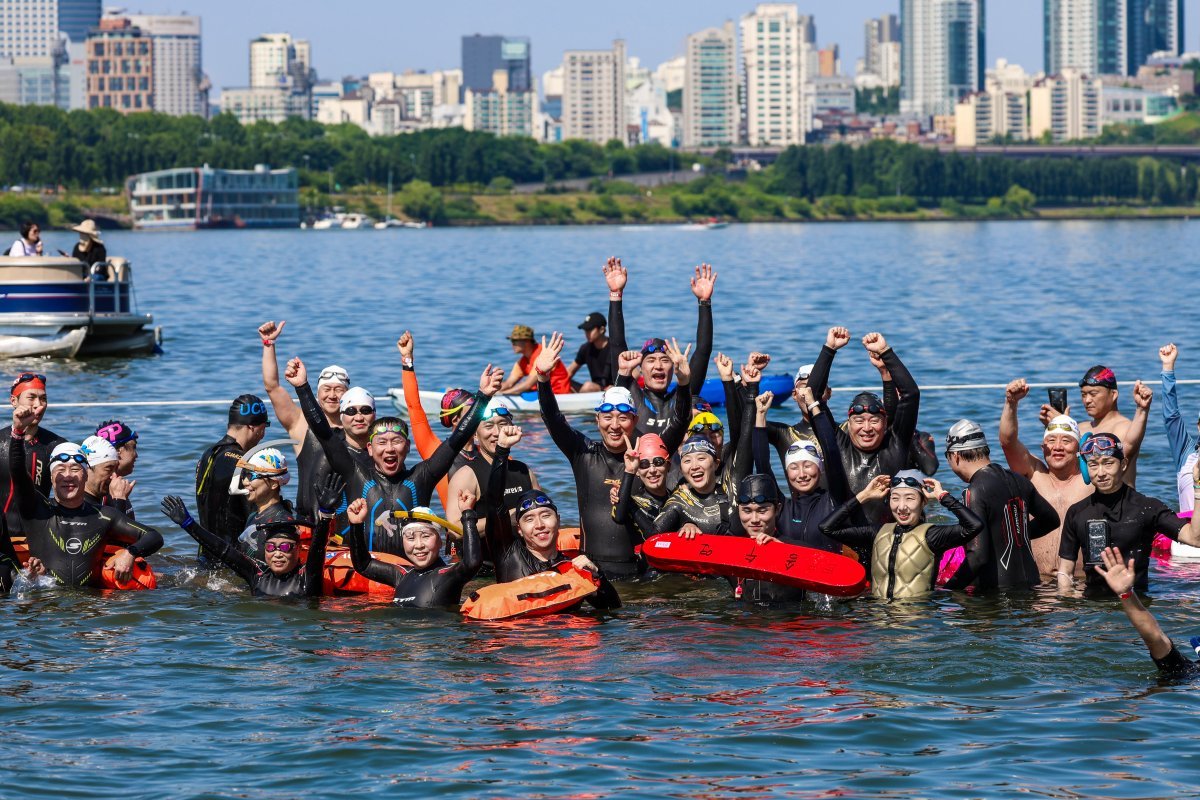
[
  {"left": 557, "top": 527, "right": 582, "bottom": 558},
  {"left": 10, "top": 536, "right": 157, "bottom": 590},
  {"left": 321, "top": 547, "right": 413, "bottom": 596},
  {"left": 460, "top": 562, "right": 599, "bottom": 621}
]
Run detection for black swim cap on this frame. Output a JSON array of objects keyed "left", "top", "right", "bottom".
[
  {"left": 229, "top": 394, "right": 269, "bottom": 426},
  {"left": 1080, "top": 365, "right": 1117, "bottom": 389},
  {"left": 736, "top": 474, "right": 779, "bottom": 505},
  {"left": 256, "top": 518, "right": 306, "bottom": 542},
  {"left": 514, "top": 489, "right": 557, "bottom": 521},
  {"left": 848, "top": 392, "right": 886, "bottom": 417}
]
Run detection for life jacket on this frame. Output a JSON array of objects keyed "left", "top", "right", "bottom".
[
  {"left": 461, "top": 562, "right": 599, "bottom": 621},
  {"left": 320, "top": 547, "right": 413, "bottom": 596},
  {"left": 10, "top": 536, "right": 156, "bottom": 591},
  {"left": 871, "top": 522, "right": 935, "bottom": 601}
]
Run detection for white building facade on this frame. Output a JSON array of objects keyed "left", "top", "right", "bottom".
[
  {"left": 740, "top": 3, "right": 815, "bottom": 146},
  {"left": 561, "top": 39, "right": 627, "bottom": 143},
  {"left": 900, "top": 0, "right": 984, "bottom": 118},
  {"left": 683, "top": 22, "right": 738, "bottom": 147}
]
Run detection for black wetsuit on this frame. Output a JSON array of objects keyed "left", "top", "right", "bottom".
[
  {"left": 1060, "top": 485, "right": 1188, "bottom": 599},
  {"left": 299, "top": 380, "right": 488, "bottom": 556},
  {"left": 943, "top": 463, "right": 1059, "bottom": 592},
  {"left": 194, "top": 434, "right": 252, "bottom": 562},
  {"left": 8, "top": 434, "right": 162, "bottom": 587},
  {"left": 538, "top": 379, "right": 690, "bottom": 578},
  {"left": 461, "top": 450, "right": 534, "bottom": 515},
  {"left": 0, "top": 424, "right": 65, "bottom": 535},
  {"left": 295, "top": 427, "right": 340, "bottom": 519},
  {"left": 178, "top": 515, "right": 330, "bottom": 599},
  {"left": 0, "top": 512, "right": 19, "bottom": 593},
  {"left": 806, "top": 345, "right": 921, "bottom": 525},
  {"left": 1154, "top": 645, "right": 1200, "bottom": 678},
  {"left": 485, "top": 452, "right": 621, "bottom": 609},
  {"left": 348, "top": 509, "right": 482, "bottom": 608},
  {"left": 237, "top": 498, "right": 299, "bottom": 555},
  {"left": 83, "top": 491, "right": 135, "bottom": 521},
  {"left": 609, "top": 295, "right": 713, "bottom": 434},
  {"left": 612, "top": 472, "right": 668, "bottom": 545}
]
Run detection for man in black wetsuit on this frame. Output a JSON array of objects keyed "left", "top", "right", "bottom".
[
  {"left": 9, "top": 407, "right": 162, "bottom": 588},
  {"left": 604, "top": 257, "right": 715, "bottom": 434},
  {"left": 194, "top": 394, "right": 269, "bottom": 564},
  {"left": 941, "top": 420, "right": 1059, "bottom": 592},
  {"left": 345, "top": 494, "right": 482, "bottom": 608},
  {"left": 446, "top": 400, "right": 536, "bottom": 536},
  {"left": 287, "top": 355, "right": 500, "bottom": 556},
  {"left": 1, "top": 373, "right": 65, "bottom": 537},
  {"left": 805, "top": 331, "right": 921, "bottom": 525},
  {"left": 161, "top": 480, "right": 336, "bottom": 600},
  {"left": 1097, "top": 545, "right": 1200, "bottom": 679},
  {"left": 535, "top": 332, "right": 692, "bottom": 578},
  {"left": 566, "top": 312, "right": 613, "bottom": 391}
]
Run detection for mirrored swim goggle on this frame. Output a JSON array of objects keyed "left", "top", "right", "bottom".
[
  {"left": 369, "top": 421, "right": 410, "bottom": 441},
  {"left": 518, "top": 494, "right": 555, "bottom": 513},
  {"left": 264, "top": 541, "right": 297, "bottom": 553},
  {"left": 1045, "top": 421, "right": 1077, "bottom": 436},
  {"left": 890, "top": 475, "right": 924, "bottom": 490},
  {"left": 680, "top": 440, "right": 717, "bottom": 457},
  {"left": 50, "top": 453, "right": 87, "bottom": 466},
  {"left": 596, "top": 402, "right": 636, "bottom": 414},
  {"left": 737, "top": 492, "right": 773, "bottom": 505},
  {"left": 480, "top": 405, "right": 512, "bottom": 422},
  {"left": 638, "top": 457, "right": 667, "bottom": 469},
  {"left": 341, "top": 405, "right": 375, "bottom": 417},
  {"left": 689, "top": 421, "right": 723, "bottom": 434},
  {"left": 640, "top": 339, "right": 668, "bottom": 355},
  {"left": 318, "top": 367, "right": 349, "bottom": 383},
  {"left": 1080, "top": 433, "right": 1123, "bottom": 459}
]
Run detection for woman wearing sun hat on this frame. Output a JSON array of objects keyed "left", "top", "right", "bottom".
[{"left": 70, "top": 220, "right": 108, "bottom": 271}]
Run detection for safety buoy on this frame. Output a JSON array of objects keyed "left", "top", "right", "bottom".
[
  {"left": 10, "top": 536, "right": 157, "bottom": 591},
  {"left": 321, "top": 547, "right": 413, "bottom": 595},
  {"left": 461, "top": 562, "right": 599, "bottom": 621},
  {"left": 557, "top": 527, "right": 582, "bottom": 558}
]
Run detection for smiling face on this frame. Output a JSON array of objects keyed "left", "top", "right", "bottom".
[
  {"left": 517, "top": 507, "right": 559, "bottom": 555},
  {"left": 52, "top": 463, "right": 87, "bottom": 505},
  {"left": 368, "top": 431, "right": 410, "bottom": 476},
  {"left": 263, "top": 536, "right": 300, "bottom": 574},
  {"left": 641, "top": 352, "right": 673, "bottom": 392},
  {"left": 242, "top": 474, "right": 279, "bottom": 505},
  {"left": 848, "top": 413, "right": 886, "bottom": 451},
  {"left": 1041, "top": 433, "right": 1080, "bottom": 471},
  {"left": 86, "top": 460, "right": 118, "bottom": 497},
  {"left": 340, "top": 405, "right": 376, "bottom": 438},
  {"left": 1087, "top": 455, "right": 1125, "bottom": 493},
  {"left": 738, "top": 501, "right": 779, "bottom": 538},
  {"left": 638, "top": 457, "right": 667, "bottom": 491},
  {"left": 475, "top": 417, "right": 505, "bottom": 456},
  {"left": 785, "top": 460, "right": 821, "bottom": 494},
  {"left": 1079, "top": 386, "right": 1117, "bottom": 420},
  {"left": 402, "top": 525, "right": 441, "bottom": 569},
  {"left": 595, "top": 410, "right": 636, "bottom": 451},
  {"left": 681, "top": 451, "right": 717, "bottom": 492},
  {"left": 889, "top": 487, "right": 925, "bottom": 526},
  {"left": 317, "top": 383, "right": 347, "bottom": 417}
]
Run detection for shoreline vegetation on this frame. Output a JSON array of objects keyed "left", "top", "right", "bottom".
[{"left": 3, "top": 102, "right": 1200, "bottom": 229}]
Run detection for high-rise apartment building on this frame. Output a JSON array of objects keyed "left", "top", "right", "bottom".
[
  {"left": 85, "top": 16, "right": 152, "bottom": 112},
  {"left": 1030, "top": 68, "right": 1101, "bottom": 140},
  {"left": 561, "top": 39, "right": 627, "bottom": 143},
  {"left": 1045, "top": 0, "right": 1183, "bottom": 77},
  {"left": 0, "top": 0, "right": 58, "bottom": 59},
  {"left": 682, "top": 21, "right": 738, "bottom": 147},
  {"left": 900, "top": 0, "right": 985, "bottom": 118},
  {"left": 250, "top": 33, "right": 311, "bottom": 91},
  {"left": 125, "top": 14, "right": 206, "bottom": 117},
  {"left": 863, "top": 14, "right": 900, "bottom": 77},
  {"left": 464, "top": 69, "right": 537, "bottom": 138},
  {"left": 818, "top": 45, "right": 841, "bottom": 76},
  {"left": 461, "top": 34, "right": 531, "bottom": 101},
  {"left": 740, "top": 3, "right": 815, "bottom": 146},
  {"left": 58, "top": 0, "right": 100, "bottom": 44}
]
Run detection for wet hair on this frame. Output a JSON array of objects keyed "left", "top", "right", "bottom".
[
  {"left": 19, "top": 220, "right": 39, "bottom": 239},
  {"left": 951, "top": 445, "right": 990, "bottom": 463}
]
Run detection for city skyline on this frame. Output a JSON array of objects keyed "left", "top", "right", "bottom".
[{"left": 188, "top": 0, "right": 1188, "bottom": 101}]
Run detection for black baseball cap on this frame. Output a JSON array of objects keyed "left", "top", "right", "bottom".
[{"left": 578, "top": 312, "right": 606, "bottom": 331}]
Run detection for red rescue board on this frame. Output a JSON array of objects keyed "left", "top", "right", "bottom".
[{"left": 641, "top": 532, "right": 868, "bottom": 597}]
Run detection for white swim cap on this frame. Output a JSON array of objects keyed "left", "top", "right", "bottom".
[
  {"left": 49, "top": 442, "right": 88, "bottom": 473},
  {"left": 1044, "top": 415, "right": 1080, "bottom": 442},
  {"left": 339, "top": 386, "right": 375, "bottom": 413},
  {"left": 237, "top": 447, "right": 290, "bottom": 487},
  {"left": 318, "top": 364, "right": 350, "bottom": 389},
  {"left": 785, "top": 441, "right": 823, "bottom": 469},
  {"left": 80, "top": 435, "right": 119, "bottom": 467}
]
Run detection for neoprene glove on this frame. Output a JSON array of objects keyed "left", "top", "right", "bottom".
[
  {"left": 160, "top": 495, "right": 191, "bottom": 527},
  {"left": 315, "top": 474, "right": 346, "bottom": 515}
]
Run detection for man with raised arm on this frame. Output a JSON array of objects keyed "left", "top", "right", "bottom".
[
  {"left": 604, "top": 257, "right": 715, "bottom": 434},
  {"left": 1, "top": 373, "right": 65, "bottom": 536},
  {"left": 1054, "top": 366, "right": 1150, "bottom": 486},
  {"left": 1158, "top": 343, "right": 1200, "bottom": 514}
]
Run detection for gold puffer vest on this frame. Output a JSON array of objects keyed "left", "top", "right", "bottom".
[{"left": 871, "top": 523, "right": 935, "bottom": 601}]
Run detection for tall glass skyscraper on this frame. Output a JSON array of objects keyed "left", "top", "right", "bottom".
[
  {"left": 58, "top": 0, "right": 102, "bottom": 44},
  {"left": 461, "top": 34, "right": 531, "bottom": 100},
  {"left": 1046, "top": 0, "right": 1183, "bottom": 76}
]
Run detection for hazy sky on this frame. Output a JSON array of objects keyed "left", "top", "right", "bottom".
[{"left": 193, "top": 0, "right": 1197, "bottom": 96}]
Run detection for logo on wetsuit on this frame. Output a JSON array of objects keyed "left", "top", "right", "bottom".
[{"left": 65, "top": 538, "right": 82, "bottom": 554}]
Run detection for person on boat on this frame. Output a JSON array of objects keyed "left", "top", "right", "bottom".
[
  {"left": 258, "top": 320, "right": 354, "bottom": 519},
  {"left": 344, "top": 493, "right": 482, "bottom": 609},
  {"left": 536, "top": 331, "right": 692, "bottom": 578},
  {"left": 499, "top": 324, "right": 571, "bottom": 395},
  {"left": 1, "top": 373, "right": 65, "bottom": 536},
  {"left": 446, "top": 399, "right": 536, "bottom": 536},
  {"left": 94, "top": 419, "right": 138, "bottom": 518},
  {"left": 604, "top": 257, "right": 715, "bottom": 434},
  {"left": 9, "top": 408, "right": 163, "bottom": 588},
  {"left": 752, "top": 386, "right": 852, "bottom": 555},
  {"left": 940, "top": 420, "right": 1059, "bottom": 592},
  {"left": 566, "top": 312, "right": 613, "bottom": 392},
  {"left": 612, "top": 433, "right": 672, "bottom": 545},
  {"left": 160, "top": 488, "right": 334, "bottom": 600},
  {"left": 1057, "top": 432, "right": 1200, "bottom": 600},
  {"left": 1000, "top": 379, "right": 1111, "bottom": 579},
  {"left": 230, "top": 448, "right": 300, "bottom": 555},
  {"left": 820, "top": 471, "right": 983, "bottom": 602},
  {"left": 194, "top": 394, "right": 269, "bottom": 565},
  {"left": 287, "top": 355, "right": 500, "bottom": 556},
  {"left": 69, "top": 220, "right": 107, "bottom": 272},
  {"left": 1096, "top": 545, "right": 1200, "bottom": 679},
  {"left": 7, "top": 221, "right": 43, "bottom": 257},
  {"left": 483, "top": 437, "right": 620, "bottom": 609},
  {"left": 1157, "top": 344, "right": 1200, "bottom": 515},
  {"left": 803, "top": 331, "right": 922, "bottom": 525},
  {"left": 1053, "top": 366, "right": 1149, "bottom": 487}
]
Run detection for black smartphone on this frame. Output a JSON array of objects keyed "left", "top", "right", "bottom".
[
  {"left": 1048, "top": 387, "right": 1068, "bottom": 414},
  {"left": 1085, "top": 520, "right": 1109, "bottom": 565}
]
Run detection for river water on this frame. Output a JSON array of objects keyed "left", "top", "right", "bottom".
[{"left": 2, "top": 221, "right": 1199, "bottom": 798}]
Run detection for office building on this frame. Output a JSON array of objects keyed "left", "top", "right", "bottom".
[
  {"left": 561, "top": 39, "right": 627, "bottom": 143},
  {"left": 219, "top": 85, "right": 311, "bottom": 123},
  {"left": 682, "top": 21, "right": 738, "bottom": 147},
  {"left": 0, "top": 0, "right": 58, "bottom": 59},
  {"left": 818, "top": 45, "right": 841, "bottom": 76},
  {"left": 1030, "top": 68, "right": 1102, "bottom": 141},
  {"left": 900, "top": 0, "right": 985, "bottom": 118},
  {"left": 85, "top": 16, "right": 152, "bottom": 112},
  {"left": 740, "top": 3, "right": 815, "bottom": 146},
  {"left": 461, "top": 34, "right": 531, "bottom": 101},
  {"left": 58, "top": 0, "right": 100, "bottom": 44},
  {"left": 863, "top": 15, "right": 900, "bottom": 77},
  {"left": 464, "top": 69, "right": 537, "bottom": 137},
  {"left": 803, "top": 76, "right": 855, "bottom": 131},
  {"left": 223, "top": 32, "right": 313, "bottom": 123},
  {"left": 125, "top": 14, "right": 206, "bottom": 117},
  {"left": 1046, "top": 0, "right": 1184, "bottom": 77}
]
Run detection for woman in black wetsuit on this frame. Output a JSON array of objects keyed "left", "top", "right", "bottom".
[
  {"left": 612, "top": 433, "right": 671, "bottom": 544},
  {"left": 344, "top": 494, "right": 482, "bottom": 609},
  {"left": 159, "top": 475, "right": 341, "bottom": 599}
]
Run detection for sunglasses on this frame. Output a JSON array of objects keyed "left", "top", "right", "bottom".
[
  {"left": 689, "top": 422, "right": 723, "bottom": 434},
  {"left": 1080, "top": 434, "right": 1122, "bottom": 457},
  {"left": 737, "top": 493, "right": 773, "bottom": 505},
  {"left": 890, "top": 476, "right": 924, "bottom": 490},
  {"left": 50, "top": 453, "right": 88, "bottom": 465},
  {"left": 641, "top": 340, "right": 667, "bottom": 354},
  {"left": 341, "top": 405, "right": 375, "bottom": 417},
  {"left": 519, "top": 494, "right": 555, "bottom": 513},
  {"left": 481, "top": 406, "right": 513, "bottom": 422},
  {"left": 638, "top": 457, "right": 667, "bottom": 469},
  {"left": 264, "top": 541, "right": 297, "bottom": 553},
  {"left": 786, "top": 443, "right": 820, "bottom": 457},
  {"left": 849, "top": 402, "right": 886, "bottom": 416},
  {"left": 596, "top": 402, "right": 636, "bottom": 414}
]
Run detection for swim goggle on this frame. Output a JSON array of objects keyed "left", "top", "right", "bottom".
[
  {"left": 50, "top": 453, "right": 87, "bottom": 466},
  {"left": 13, "top": 372, "right": 47, "bottom": 388},
  {"left": 1045, "top": 421, "right": 1078, "bottom": 436},
  {"left": 341, "top": 405, "right": 375, "bottom": 417},
  {"left": 1080, "top": 433, "right": 1123, "bottom": 459},
  {"left": 680, "top": 439, "right": 717, "bottom": 457},
  {"left": 369, "top": 421, "right": 410, "bottom": 441},
  {"left": 945, "top": 431, "right": 986, "bottom": 449},
  {"left": 640, "top": 339, "right": 668, "bottom": 355},
  {"left": 848, "top": 399, "right": 886, "bottom": 416},
  {"left": 638, "top": 457, "right": 667, "bottom": 469},
  {"left": 689, "top": 421, "right": 723, "bottom": 434},
  {"left": 318, "top": 367, "right": 349, "bottom": 384},
  {"left": 480, "top": 406, "right": 513, "bottom": 422},
  {"left": 737, "top": 492, "right": 774, "bottom": 505},
  {"left": 1079, "top": 369, "right": 1117, "bottom": 388},
  {"left": 890, "top": 475, "right": 924, "bottom": 490},
  {"left": 518, "top": 493, "right": 555, "bottom": 513},
  {"left": 264, "top": 541, "right": 297, "bottom": 553},
  {"left": 596, "top": 402, "right": 636, "bottom": 414},
  {"left": 786, "top": 443, "right": 820, "bottom": 458}
]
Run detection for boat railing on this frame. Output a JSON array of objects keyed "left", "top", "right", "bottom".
[{"left": 0, "top": 255, "right": 135, "bottom": 317}]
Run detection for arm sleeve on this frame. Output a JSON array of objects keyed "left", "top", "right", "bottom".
[
  {"left": 1152, "top": 500, "right": 1188, "bottom": 540},
  {"left": 805, "top": 345, "right": 837, "bottom": 402},
  {"left": 411, "top": 390, "right": 489, "bottom": 497},
  {"left": 659, "top": 378, "right": 693, "bottom": 454},
  {"left": 403, "top": 365, "right": 442, "bottom": 462},
  {"left": 1026, "top": 488, "right": 1061, "bottom": 541},
  {"left": 297, "top": 382, "right": 355, "bottom": 479},
  {"left": 538, "top": 381, "right": 588, "bottom": 459},
  {"left": 882, "top": 378, "right": 899, "bottom": 423},
  {"left": 728, "top": 384, "right": 757, "bottom": 488},
  {"left": 688, "top": 302, "right": 713, "bottom": 390},
  {"left": 1161, "top": 370, "right": 1193, "bottom": 471},
  {"left": 304, "top": 515, "right": 333, "bottom": 596},
  {"left": 924, "top": 495, "right": 986, "bottom": 551},
  {"left": 651, "top": 500, "right": 684, "bottom": 535},
  {"left": 608, "top": 296, "right": 627, "bottom": 380},
  {"left": 812, "top": 402, "right": 853, "bottom": 507},
  {"left": 818, "top": 498, "right": 878, "bottom": 547},
  {"left": 1058, "top": 509, "right": 1082, "bottom": 561},
  {"left": 722, "top": 379, "right": 744, "bottom": 452},
  {"left": 179, "top": 518, "right": 258, "bottom": 584},
  {"left": 455, "top": 509, "right": 483, "bottom": 577},
  {"left": 486, "top": 446, "right": 516, "bottom": 553},
  {"left": 347, "top": 520, "right": 405, "bottom": 587},
  {"left": 752, "top": 426, "right": 776, "bottom": 481},
  {"left": 587, "top": 572, "right": 623, "bottom": 610},
  {"left": 103, "top": 508, "right": 163, "bottom": 557},
  {"left": 880, "top": 347, "right": 920, "bottom": 446},
  {"left": 612, "top": 471, "right": 638, "bottom": 525}
]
